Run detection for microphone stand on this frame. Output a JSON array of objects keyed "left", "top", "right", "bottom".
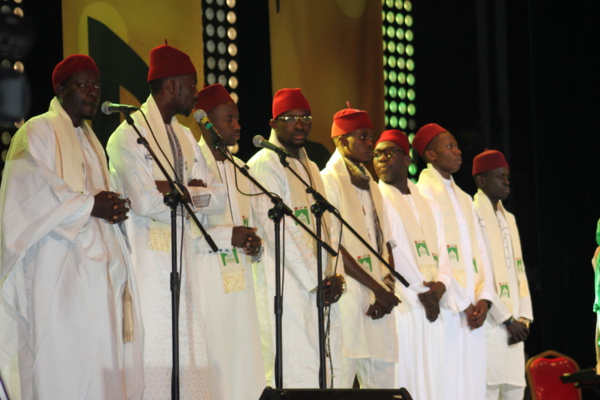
[
  {"left": 123, "top": 112, "right": 218, "bottom": 400},
  {"left": 206, "top": 132, "right": 336, "bottom": 389}
]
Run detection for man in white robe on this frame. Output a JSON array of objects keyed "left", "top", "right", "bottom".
[
  {"left": 472, "top": 149, "right": 533, "bottom": 400},
  {"left": 413, "top": 123, "right": 497, "bottom": 400},
  {"left": 373, "top": 129, "right": 452, "bottom": 399},
  {"left": 193, "top": 83, "right": 265, "bottom": 400},
  {"left": 0, "top": 55, "right": 143, "bottom": 400},
  {"left": 321, "top": 107, "right": 400, "bottom": 389},
  {"left": 248, "top": 88, "right": 347, "bottom": 388},
  {"left": 106, "top": 45, "right": 228, "bottom": 399}
]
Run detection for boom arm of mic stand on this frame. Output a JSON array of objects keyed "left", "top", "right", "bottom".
[
  {"left": 210, "top": 139, "right": 337, "bottom": 257},
  {"left": 282, "top": 159, "right": 409, "bottom": 288},
  {"left": 124, "top": 112, "right": 218, "bottom": 252}
]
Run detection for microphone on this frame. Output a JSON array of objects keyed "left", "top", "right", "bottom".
[
  {"left": 101, "top": 101, "right": 139, "bottom": 115},
  {"left": 194, "top": 109, "right": 223, "bottom": 142},
  {"left": 252, "top": 135, "right": 299, "bottom": 159}
]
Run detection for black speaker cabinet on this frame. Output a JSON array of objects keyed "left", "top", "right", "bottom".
[{"left": 259, "top": 387, "right": 414, "bottom": 400}]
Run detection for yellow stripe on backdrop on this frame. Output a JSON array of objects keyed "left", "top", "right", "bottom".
[
  {"left": 269, "top": 0, "right": 385, "bottom": 153},
  {"left": 61, "top": 0, "right": 204, "bottom": 141}
]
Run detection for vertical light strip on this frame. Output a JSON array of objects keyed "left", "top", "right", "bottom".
[
  {"left": 382, "top": 0, "right": 417, "bottom": 180},
  {"left": 1, "top": 0, "right": 29, "bottom": 178},
  {"left": 201, "top": 0, "right": 240, "bottom": 103}
]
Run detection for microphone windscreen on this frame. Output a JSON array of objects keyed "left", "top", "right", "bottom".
[
  {"left": 252, "top": 135, "right": 265, "bottom": 148},
  {"left": 101, "top": 101, "right": 111, "bottom": 115},
  {"left": 194, "top": 109, "right": 207, "bottom": 123}
]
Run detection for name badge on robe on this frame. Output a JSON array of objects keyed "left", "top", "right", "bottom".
[
  {"left": 357, "top": 254, "right": 373, "bottom": 272},
  {"left": 219, "top": 248, "right": 246, "bottom": 293},
  {"left": 294, "top": 206, "right": 311, "bottom": 226},
  {"left": 498, "top": 281, "right": 510, "bottom": 298},
  {"left": 414, "top": 240, "right": 430, "bottom": 257},
  {"left": 447, "top": 244, "right": 460, "bottom": 262}
]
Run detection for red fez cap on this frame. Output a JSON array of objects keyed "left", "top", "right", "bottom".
[
  {"left": 472, "top": 149, "right": 509, "bottom": 176},
  {"left": 413, "top": 123, "right": 448, "bottom": 157},
  {"left": 331, "top": 105, "right": 373, "bottom": 138},
  {"left": 52, "top": 54, "right": 100, "bottom": 95},
  {"left": 147, "top": 44, "right": 196, "bottom": 82},
  {"left": 272, "top": 88, "right": 311, "bottom": 119},
  {"left": 376, "top": 129, "right": 410, "bottom": 155},
  {"left": 195, "top": 84, "right": 233, "bottom": 113}
]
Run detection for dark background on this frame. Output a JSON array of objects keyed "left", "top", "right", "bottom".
[{"left": 17, "top": 0, "right": 600, "bottom": 389}]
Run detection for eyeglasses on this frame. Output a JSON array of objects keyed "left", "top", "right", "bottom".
[
  {"left": 72, "top": 79, "right": 101, "bottom": 91},
  {"left": 276, "top": 115, "right": 313, "bottom": 124},
  {"left": 373, "top": 148, "right": 402, "bottom": 160}
]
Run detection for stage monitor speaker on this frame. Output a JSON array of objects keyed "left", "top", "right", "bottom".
[{"left": 259, "top": 387, "right": 413, "bottom": 400}]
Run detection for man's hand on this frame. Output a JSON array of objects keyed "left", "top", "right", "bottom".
[
  {"left": 506, "top": 320, "right": 529, "bottom": 344},
  {"left": 371, "top": 286, "right": 400, "bottom": 317},
  {"left": 322, "top": 274, "right": 344, "bottom": 305},
  {"left": 466, "top": 299, "right": 489, "bottom": 330},
  {"left": 366, "top": 302, "right": 386, "bottom": 320},
  {"left": 92, "top": 191, "right": 129, "bottom": 224},
  {"left": 155, "top": 179, "right": 207, "bottom": 203},
  {"left": 231, "top": 226, "right": 262, "bottom": 256},
  {"left": 418, "top": 281, "right": 446, "bottom": 322}
]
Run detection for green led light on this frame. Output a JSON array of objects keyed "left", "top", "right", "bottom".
[
  {"left": 381, "top": 10, "right": 386, "bottom": 22},
  {"left": 407, "top": 73, "right": 415, "bottom": 86},
  {"left": 404, "top": 1, "right": 412, "bottom": 12},
  {"left": 397, "top": 43, "right": 405, "bottom": 55},
  {"left": 389, "top": 70, "right": 397, "bottom": 83},
  {"left": 398, "top": 72, "right": 406, "bottom": 84},
  {"left": 407, "top": 59, "right": 415, "bottom": 71},
  {"left": 407, "top": 103, "right": 416, "bottom": 116},
  {"left": 388, "top": 55, "right": 397, "bottom": 68},
  {"left": 382, "top": 26, "right": 386, "bottom": 36},
  {"left": 386, "top": 0, "right": 394, "bottom": 7},
  {"left": 405, "top": 29, "right": 414, "bottom": 42},
  {"left": 383, "top": 55, "right": 387, "bottom": 65},
  {"left": 406, "top": 44, "right": 414, "bottom": 56},
  {"left": 395, "top": 0, "right": 403, "bottom": 9},
  {"left": 399, "top": 117, "right": 408, "bottom": 129},
  {"left": 398, "top": 87, "right": 407, "bottom": 99},
  {"left": 390, "top": 100, "right": 398, "bottom": 113},
  {"left": 384, "top": 99, "right": 389, "bottom": 111},
  {"left": 397, "top": 57, "right": 406, "bottom": 69},
  {"left": 408, "top": 133, "right": 415, "bottom": 144},
  {"left": 385, "top": 115, "right": 390, "bottom": 126},
  {"left": 387, "top": 41, "right": 396, "bottom": 53},
  {"left": 387, "top": 11, "right": 394, "bottom": 23},
  {"left": 383, "top": 69, "right": 388, "bottom": 81},
  {"left": 390, "top": 115, "right": 399, "bottom": 128},
  {"left": 389, "top": 86, "right": 398, "bottom": 98},
  {"left": 407, "top": 88, "right": 415, "bottom": 100},
  {"left": 387, "top": 26, "right": 395, "bottom": 39},
  {"left": 396, "top": 13, "right": 404, "bottom": 25},
  {"left": 383, "top": 86, "right": 388, "bottom": 97},
  {"left": 399, "top": 102, "right": 407, "bottom": 114},
  {"left": 408, "top": 163, "right": 417, "bottom": 175},
  {"left": 396, "top": 27, "right": 405, "bottom": 40},
  {"left": 405, "top": 15, "right": 413, "bottom": 27}
]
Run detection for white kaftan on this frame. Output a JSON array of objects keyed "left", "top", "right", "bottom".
[
  {"left": 417, "top": 165, "right": 496, "bottom": 400},
  {"left": 321, "top": 150, "right": 397, "bottom": 389},
  {"left": 106, "top": 95, "right": 226, "bottom": 399},
  {"left": 248, "top": 133, "right": 342, "bottom": 388},
  {"left": 0, "top": 98, "right": 144, "bottom": 400},
  {"left": 197, "top": 137, "right": 265, "bottom": 400},
  {"left": 474, "top": 190, "right": 533, "bottom": 399},
  {"left": 379, "top": 180, "right": 452, "bottom": 399}
]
